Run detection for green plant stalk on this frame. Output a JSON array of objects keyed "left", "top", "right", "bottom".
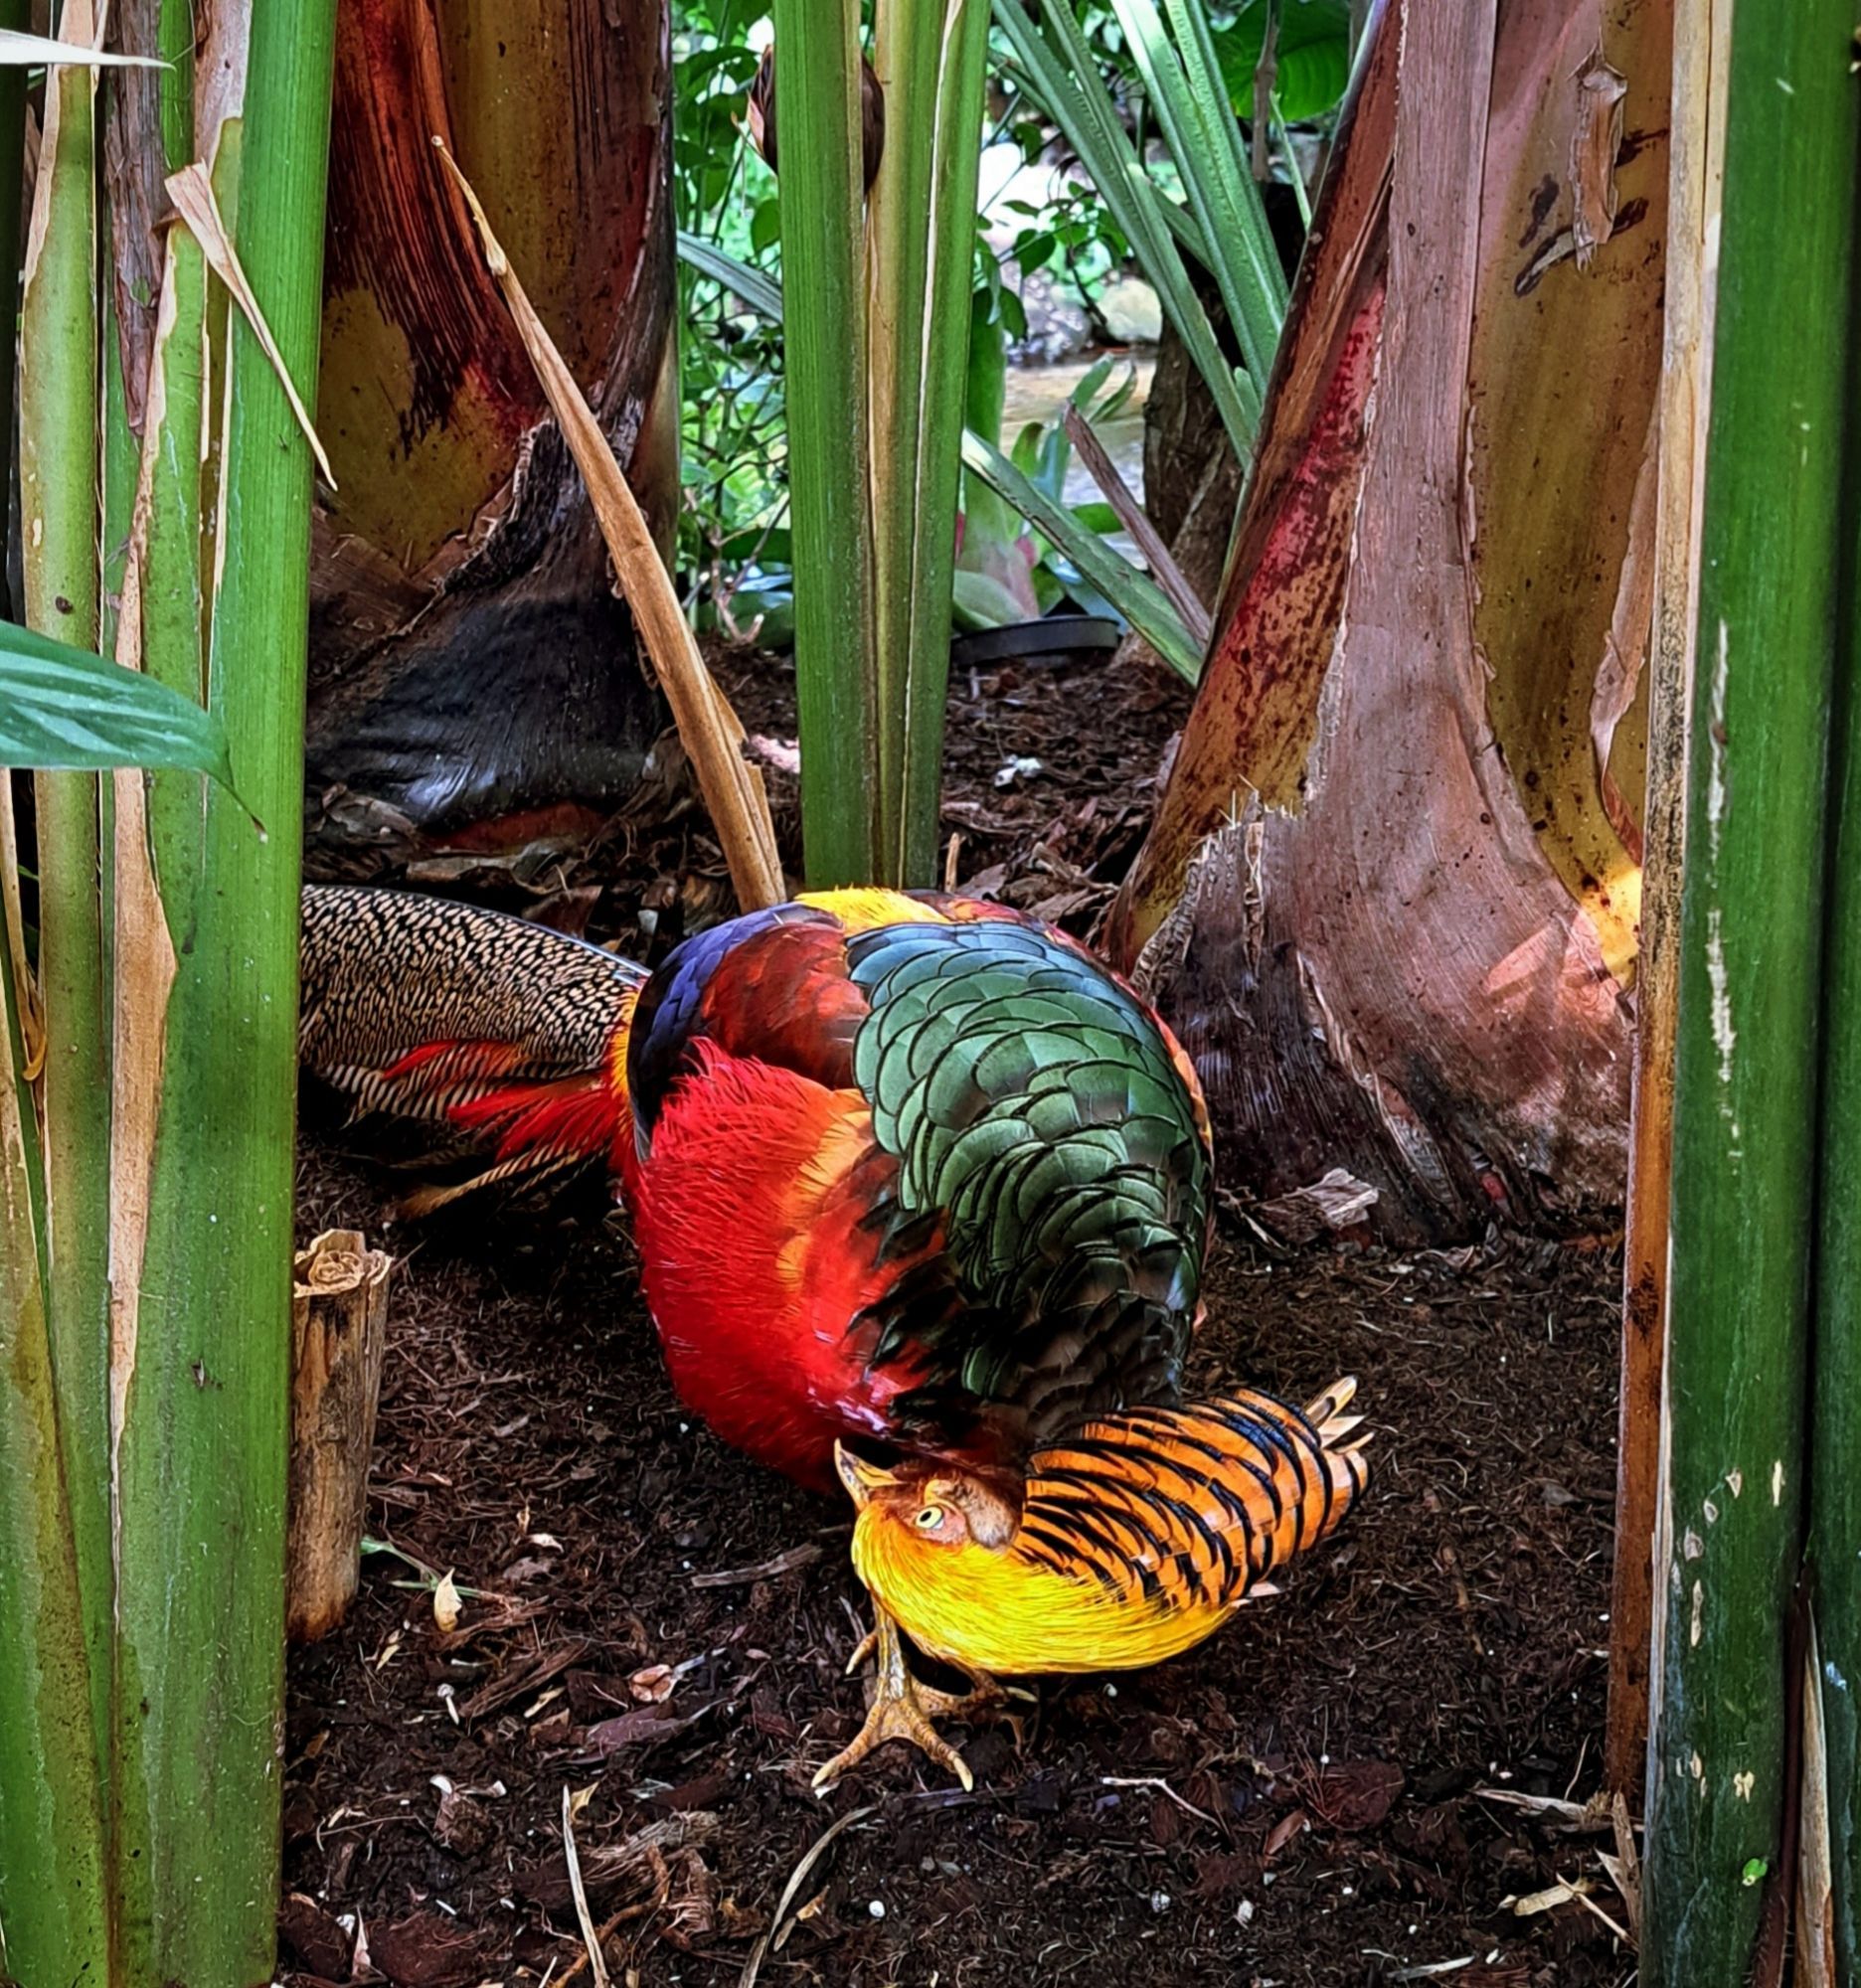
[
  {"left": 867, "top": 0, "right": 940, "bottom": 879},
  {"left": 0, "top": 0, "right": 30, "bottom": 594},
  {"left": 107, "top": 2, "right": 337, "bottom": 1975},
  {"left": 0, "top": 976, "right": 109, "bottom": 1984},
  {"left": 1808, "top": 266, "right": 1861, "bottom": 1982},
  {"left": 0, "top": 778, "right": 106, "bottom": 1988},
  {"left": 994, "top": 0, "right": 1256, "bottom": 458},
  {"left": 874, "top": 0, "right": 991, "bottom": 885},
  {"left": 1641, "top": 0, "right": 1857, "bottom": 1978},
  {"left": 158, "top": 0, "right": 194, "bottom": 164},
  {"left": 960, "top": 432, "right": 1203, "bottom": 684},
  {"left": 673, "top": 234, "right": 1195, "bottom": 682},
  {"left": 771, "top": 0, "right": 877, "bottom": 887},
  {"left": 1110, "top": 0, "right": 1285, "bottom": 386},
  {"left": 21, "top": 8, "right": 112, "bottom": 1807}
]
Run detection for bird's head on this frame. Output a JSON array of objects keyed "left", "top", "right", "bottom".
[
  {"left": 833, "top": 1443, "right": 1020, "bottom": 1554},
  {"left": 830, "top": 1436, "right": 1161, "bottom": 1677}
]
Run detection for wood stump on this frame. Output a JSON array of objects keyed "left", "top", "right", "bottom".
[{"left": 287, "top": 1228, "right": 392, "bottom": 1642}]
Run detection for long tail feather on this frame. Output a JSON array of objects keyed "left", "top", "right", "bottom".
[{"left": 300, "top": 885, "right": 645, "bottom": 1205}]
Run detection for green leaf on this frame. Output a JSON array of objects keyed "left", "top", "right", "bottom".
[
  {"left": 1111, "top": 0, "right": 1287, "bottom": 387},
  {"left": 1211, "top": 0, "right": 1352, "bottom": 124},
  {"left": 749, "top": 194, "right": 782, "bottom": 255},
  {"left": 993, "top": 0, "right": 1260, "bottom": 458},
  {"left": 676, "top": 229, "right": 784, "bottom": 319},
  {"left": 0, "top": 618, "right": 234, "bottom": 781},
  {"left": 960, "top": 430, "right": 1204, "bottom": 684}
]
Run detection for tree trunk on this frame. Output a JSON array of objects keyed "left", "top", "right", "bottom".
[
  {"left": 304, "top": 0, "right": 678, "bottom": 869},
  {"left": 1106, "top": 0, "right": 1668, "bottom": 1244}
]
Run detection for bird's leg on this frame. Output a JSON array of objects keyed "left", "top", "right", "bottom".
[{"left": 813, "top": 1606, "right": 1005, "bottom": 1792}]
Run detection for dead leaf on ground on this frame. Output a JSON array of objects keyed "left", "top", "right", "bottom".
[
  {"left": 1263, "top": 1808, "right": 1308, "bottom": 1862},
  {"left": 1309, "top": 1759, "right": 1405, "bottom": 1833},
  {"left": 431, "top": 1570, "right": 462, "bottom": 1632},
  {"left": 277, "top": 1891, "right": 353, "bottom": 1978},
  {"left": 579, "top": 1699, "right": 718, "bottom": 1759},
  {"left": 368, "top": 1908, "right": 493, "bottom": 1986}
]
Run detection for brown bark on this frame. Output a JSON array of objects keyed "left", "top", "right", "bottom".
[
  {"left": 305, "top": 0, "right": 678, "bottom": 865},
  {"left": 1607, "top": 0, "right": 1709, "bottom": 1792},
  {"left": 287, "top": 1230, "right": 393, "bottom": 1643},
  {"left": 1108, "top": 0, "right": 1668, "bottom": 1244}
]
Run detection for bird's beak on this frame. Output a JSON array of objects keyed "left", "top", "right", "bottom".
[{"left": 833, "top": 1440, "right": 901, "bottom": 1510}]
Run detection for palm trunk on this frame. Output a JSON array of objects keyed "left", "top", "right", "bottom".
[
  {"left": 303, "top": 0, "right": 677, "bottom": 867},
  {"left": 1106, "top": 0, "right": 1668, "bottom": 1245}
]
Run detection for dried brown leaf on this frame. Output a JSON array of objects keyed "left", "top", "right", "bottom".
[{"left": 164, "top": 163, "right": 335, "bottom": 484}]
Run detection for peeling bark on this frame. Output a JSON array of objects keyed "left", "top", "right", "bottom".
[{"left": 1110, "top": 0, "right": 1668, "bottom": 1243}]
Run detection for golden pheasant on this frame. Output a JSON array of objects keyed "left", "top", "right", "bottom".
[{"left": 299, "top": 883, "right": 1371, "bottom": 1787}]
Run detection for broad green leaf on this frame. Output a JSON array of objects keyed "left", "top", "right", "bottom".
[
  {"left": 0, "top": 618, "right": 233, "bottom": 780},
  {"left": 1212, "top": 0, "right": 1352, "bottom": 124}
]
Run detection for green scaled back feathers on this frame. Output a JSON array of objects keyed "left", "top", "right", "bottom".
[{"left": 846, "top": 920, "right": 1210, "bottom": 1442}]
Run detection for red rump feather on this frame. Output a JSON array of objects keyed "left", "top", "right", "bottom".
[{"left": 629, "top": 1039, "right": 939, "bottom": 1491}]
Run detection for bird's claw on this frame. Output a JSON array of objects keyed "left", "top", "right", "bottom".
[
  {"left": 814, "top": 1611, "right": 1021, "bottom": 1793},
  {"left": 811, "top": 1676, "right": 977, "bottom": 1794}
]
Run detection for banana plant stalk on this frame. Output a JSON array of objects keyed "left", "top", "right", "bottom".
[
  {"left": 1640, "top": 0, "right": 1857, "bottom": 1978},
  {"left": 105, "top": 1, "right": 338, "bottom": 1974},
  {"left": 1807, "top": 506, "right": 1861, "bottom": 1977},
  {"left": 771, "top": 0, "right": 991, "bottom": 887},
  {"left": 20, "top": 0, "right": 111, "bottom": 1798}
]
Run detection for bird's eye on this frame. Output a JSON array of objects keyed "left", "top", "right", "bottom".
[{"left": 914, "top": 1504, "right": 943, "bottom": 1530}]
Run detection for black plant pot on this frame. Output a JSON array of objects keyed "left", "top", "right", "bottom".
[{"left": 948, "top": 612, "right": 1122, "bottom": 675}]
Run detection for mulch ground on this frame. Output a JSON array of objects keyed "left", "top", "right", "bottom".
[{"left": 283, "top": 640, "right": 1635, "bottom": 1988}]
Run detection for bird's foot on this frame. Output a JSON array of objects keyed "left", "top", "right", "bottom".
[{"left": 814, "top": 1613, "right": 1022, "bottom": 1793}]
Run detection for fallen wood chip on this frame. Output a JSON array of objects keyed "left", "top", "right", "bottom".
[
  {"left": 515, "top": 1812, "right": 721, "bottom": 1912},
  {"left": 1252, "top": 1168, "right": 1380, "bottom": 1244},
  {"left": 1473, "top": 1785, "right": 1615, "bottom": 1833},
  {"left": 1503, "top": 1876, "right": 1595, "bottom": 1916},
  {"left": 457, "top": 1637, "right": 590, "bottom": 1722},
  {"left": 690, "top": 1542, "right": 825, "bottom": 1587},
  {"left": 577, "top": 1698, "right": 720, "bottom": 1760}
]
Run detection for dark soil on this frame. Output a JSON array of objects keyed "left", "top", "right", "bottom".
[{"left": 283, "top": 642, "right": 1633, "bottom": 1988}]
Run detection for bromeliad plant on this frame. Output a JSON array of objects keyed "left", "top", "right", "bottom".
[{"left": 0, "top": 4, "right": 336, "bottom": 1981}]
